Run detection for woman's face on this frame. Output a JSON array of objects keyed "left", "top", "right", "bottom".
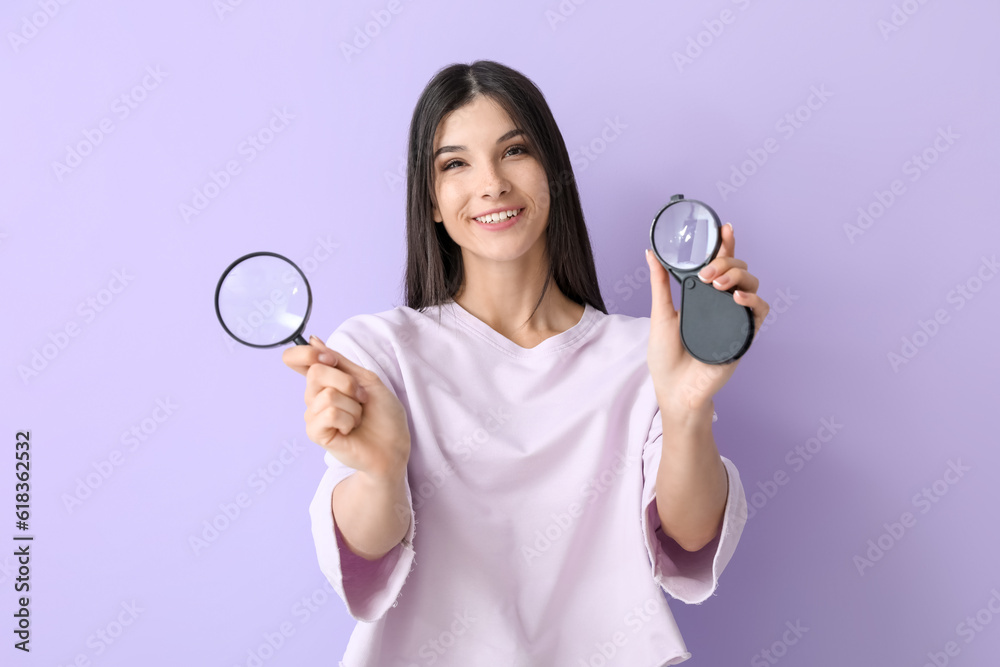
[{"left": 431, "top": 94, "right": 551, "bottom": 269}]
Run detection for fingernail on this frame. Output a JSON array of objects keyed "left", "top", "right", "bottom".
[
  {"left": 309, "top": 335, "right": 320, "bottom": 345},
  {"left": 699, "top": 266, "right": 716, "bottom": 281},
  {"left": 357, "top": 386, "right": 368, "bottom": 402},
  {"left": 726, "top": 222, "right": 733, "bottom": 232},
  {"left": 318, "top": 353, "right": 333, "bottom": 364}
]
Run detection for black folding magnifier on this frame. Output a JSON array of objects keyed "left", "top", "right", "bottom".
[
  {"left": 214, "top": 251, "right": 313, "bottom": 348},
  {"left": 649, "top": 194, "right": 754, "bottom": 365}
]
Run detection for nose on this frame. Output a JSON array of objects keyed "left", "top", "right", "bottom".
[{"left": 478, "top": 159, "right": 510, "bottom": 199}]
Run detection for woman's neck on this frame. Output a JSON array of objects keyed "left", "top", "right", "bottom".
[{"left": 452, "top": 280, "right": 584, "bottom": 348}]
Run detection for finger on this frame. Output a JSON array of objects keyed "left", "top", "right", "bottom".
[
  {"left": 307, "top": 386, "right": 363, "bottom": 424},
  {"left": 698, "top": 257, "right": 747, "bottom": 284},
  {"left": 306, "top": 387, "right": 362, "bottom": 417},
  {"left": 307, "top": 403, "right": 357, "bottom": 440},
  {"left": 282, "top": 343, "right": 323, "bottom": 376},
  {"left": 305, "top": 362, "right": 367, "bottom": 405},
  {"left": 716, "top": 222, "right": 735, "bottom": 259},
  {"left": 322, "top": 406, "right": 356, "bottom": 437},
  {"left": 711, "top": 268, "right": 759, "bottom": 294},
  {"left": 734, "top": 291, "right": 770, "bottom": 332},
  {"left": 309, "top": 334, "right": 369, "bottom": 377},
  {"left": 308, "top": 335, "right": 337, "bottom": 366},
  {"left": 645, "top": 248, "right": 676, "bottom": 324}
]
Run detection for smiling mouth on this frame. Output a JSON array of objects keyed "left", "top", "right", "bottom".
[{"left": 473, "top": 208, "right": 524, "bottom": 224}]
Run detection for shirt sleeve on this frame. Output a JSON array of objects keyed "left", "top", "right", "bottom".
[
  {"left": 306, "top": 322, "right": 417, "bottom": 622},
  {"left": 639, "top": 406, "right": 747, "bottom": 605}
]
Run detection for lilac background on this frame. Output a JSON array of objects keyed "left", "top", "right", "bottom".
[{"left": 3, "top": 1, "right": 999, "bottom": 665}]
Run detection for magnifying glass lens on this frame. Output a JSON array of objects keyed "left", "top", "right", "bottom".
[
  {"left": 216, "top": 254, "right": 310, "bottom": 347},
  {"left": 652, "top": 201, "right": 718, "bottom": 271}
]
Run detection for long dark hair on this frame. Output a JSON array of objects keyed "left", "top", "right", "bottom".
[{"left": 403, "top": 60, "right": 607, "bottom": 326}]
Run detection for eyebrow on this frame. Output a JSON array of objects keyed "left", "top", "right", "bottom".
[{"left": 433, "top": 128, "right": 526, "bottom": 160}]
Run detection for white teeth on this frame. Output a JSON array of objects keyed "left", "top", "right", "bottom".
[{"left": 476, "top": 208, "right": 521, "bottom": 223}]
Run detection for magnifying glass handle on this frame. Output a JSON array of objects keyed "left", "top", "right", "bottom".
[
  {"left": 292, "top": 334, "right": 308, "bottom": 346},
  {"left": 676, "top": 274, "right": 754, "bottom": 365}
]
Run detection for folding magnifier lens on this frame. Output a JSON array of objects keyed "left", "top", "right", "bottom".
[
  {"left": 214, "top": 251, "right": 313, "bottom": 348},
  {"left": 650, "top": 194, "right": 754, "bottom": 365}
]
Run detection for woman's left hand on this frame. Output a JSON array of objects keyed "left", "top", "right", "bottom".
[{"left": 644, "top": 222, "right": 770, "bottom": 418}]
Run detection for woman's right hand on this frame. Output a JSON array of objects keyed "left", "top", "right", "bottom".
[{"left": 282, "top": 335, "right": 411, "bottom": 481}]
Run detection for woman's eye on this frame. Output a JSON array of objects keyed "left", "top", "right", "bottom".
[{"left": 441, "top": 145, "right": 527, "bottom": 171}]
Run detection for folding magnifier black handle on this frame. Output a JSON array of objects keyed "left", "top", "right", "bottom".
[
  {"left": 649, "top": 194, "right": 754, "bottom": 365},
  {"left": 214, "top": 251, "right": 314, "bottom": 349}
]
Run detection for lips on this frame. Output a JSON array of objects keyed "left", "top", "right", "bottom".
[
  {"left": 473, "top": 207, "right": 524, "bottom": 224},
  {"left": 473, "top": 208, "right": 523, "bottom": 231}
]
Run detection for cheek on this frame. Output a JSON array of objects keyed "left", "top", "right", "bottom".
[
  {"left": 527, "top": 166, "right": 551, "bottom": 209},
  {"left": 436, "top": 181, "right": 463, "bottom": 213}
]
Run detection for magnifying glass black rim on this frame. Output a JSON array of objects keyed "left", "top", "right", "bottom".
[
  {"left": 214, "top": 250, "right": 313, "bottom": 349},
  {"left": 649, "top": 197, "right": 723, "bottom": 274}
]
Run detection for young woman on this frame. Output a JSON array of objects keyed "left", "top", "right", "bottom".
[{"left": 283, "top": 60, "right": 769, "bottom": 666}]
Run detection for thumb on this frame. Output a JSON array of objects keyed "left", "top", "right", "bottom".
[
  {"left": 309, "top": 335, "right": 366, "bottom": 376},
  {"left": 309, "top": 335, "right": 373, "bottom": 402},
  {"left": 645, "top": 249, "right": 675, "bottom": 324}
]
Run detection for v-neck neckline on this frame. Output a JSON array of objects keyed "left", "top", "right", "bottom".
[{"left": 442, "top": 299, "right": 599, "bottom": 358}]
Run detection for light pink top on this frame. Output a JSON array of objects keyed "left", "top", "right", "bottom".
[{"left": 308, "top": 299, "right": 747, "bottom": 666}]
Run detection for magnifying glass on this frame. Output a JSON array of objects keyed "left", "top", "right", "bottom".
[
  {"left": 214, "top": 251, "right": 313, "bottom": 348},
  {"left": 649, "top": 194, "right": 754, "bottom": 365}
]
